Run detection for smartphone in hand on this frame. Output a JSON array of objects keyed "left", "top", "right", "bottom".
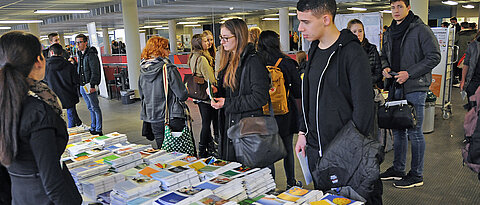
[{"left": 388, "top": 71, "right": 399, "bottom": 76}]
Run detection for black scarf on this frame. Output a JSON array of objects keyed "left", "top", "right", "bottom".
[{"left": 390, "top": 11, "right": 415, "bottom": 40}]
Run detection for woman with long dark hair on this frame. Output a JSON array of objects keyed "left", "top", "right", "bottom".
[
  {"left": 0, "top": 31, "right": 82, "bottom": 205},
  {"left": 210, "top": 19, "right": 270, "bottom": 161},
  {"left": 139, "top": 36, "right": 188, "bottom": 149},
  {"left": 257, "top": 30, "right": 303, "bottom": 189},
  {"left": 188, "top": 34, "right": 218, "bottom": 157}
]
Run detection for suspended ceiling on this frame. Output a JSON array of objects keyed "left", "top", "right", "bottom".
[{"left": 0, "top": 0, "right": 479, "bottom": 35}]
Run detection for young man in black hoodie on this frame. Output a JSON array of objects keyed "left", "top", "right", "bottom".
[
  {"left": 380, "top": 0, "right": 440, "bottom": 189},
  {"left": 45, "top": 43, "right": 82, "bottom": 128},
  {"left": 294, "top": 0, "right": 379, "bottom": 203}
]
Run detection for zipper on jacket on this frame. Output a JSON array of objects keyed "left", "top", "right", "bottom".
[{"left": 315, "top": 51, "right": 336, "bottom": 157}]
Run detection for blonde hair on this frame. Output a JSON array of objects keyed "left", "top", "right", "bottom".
[
  {"left": 203, "top": 30, "right": 217, "bottom": 62},
  {"left": 219, "top": 19, "right": 249, "bottom": 90},
  {"left": 248, "top": 27, "right": 262, "bottom": 46}
]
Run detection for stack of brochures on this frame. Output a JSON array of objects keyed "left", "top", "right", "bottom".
[
  {"left": 152, "top": 186, "right": 214, "bottom": 205},
  {"left": 63, "top": 150, "right": 111, "bottom": 169},
  {"left": 193, "top": 175, "right": 244, "bottom": 200},
  {"left": 196, "top": 158, "right": 242, "bottom": 181},
  {"left": 110, "top": 178, "right": 162, "bottom": 204},
  {"left": 150, "top": 166, "right": 200, "bottom": 191},
  {"left": 190, "top": 194, "right": 237, "bottom": 205},
  {"left": 242, "top": 168, "right": 276, "bottom": 198},
  {"left": 92, "top": 132, "right": 128, "bottom": 148},
  {"left": 145, "top": 152, "right": 188, "bottom": 166},
  {"left": 272, "top": 186, "right": 323, "bottom": 204},
  {"left": 80, "top": 172, "right": 125, "bottom": 199},
  {"left": 310, "top": 193, "right": 364, "bottom": 205}
]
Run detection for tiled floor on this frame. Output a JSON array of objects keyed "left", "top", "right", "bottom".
[{"left": 76, "top": 87, "right": 480, "bottom": 204}]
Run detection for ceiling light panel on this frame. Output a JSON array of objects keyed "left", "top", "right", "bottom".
[{"left": 34, "top": 10, "right": 90, "bottom": 14}]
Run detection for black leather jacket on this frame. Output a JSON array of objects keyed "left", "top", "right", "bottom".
[
  {"left": 76, "top": 46, "right": 101, "bottom": 86},
  {"left": 139, "top": 57, "right": 188, "bottom": 123}
]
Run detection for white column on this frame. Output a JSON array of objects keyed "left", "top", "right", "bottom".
[
  {"left": 411, "top": 0, "right": 428, "bottom": 23},
  {"left": 58, "top": 32, "right": 65, "bottom": 47},
  {"left": 121, "top": 0, "right": 141, "bottom": 93},
  {"left": 168, "top": 20, "right": 177, "bottom": 54},
  {"left": 28, "top": 23, "right": 40, "bottom": 37},
  {"left": 279, "top": 7, "right": 289, "bottom": 52},
  {"left": 102, "top": 28, "right": 111, "bottom": 55}
]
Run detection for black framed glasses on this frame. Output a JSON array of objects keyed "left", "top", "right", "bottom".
[
  {"left": 219, "top": 35, "right": 235, "bottom": 42},
  {"left": 75, "top": 41, "right": 85, "bottom": 44}
]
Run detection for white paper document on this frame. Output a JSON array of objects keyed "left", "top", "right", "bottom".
[{"left": 297, "top": 151, "right": 313, "bottom": 185}]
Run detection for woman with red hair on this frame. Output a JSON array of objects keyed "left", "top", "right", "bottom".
[{"left": 139, "top": 36, "right": 188, "bottom": 148}]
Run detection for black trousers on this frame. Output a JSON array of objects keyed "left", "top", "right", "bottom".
[
  {"left": 197, "top": 102, "right": 218, "bottom": 146},
  {"left": 267, "top": 114, "right": 296, "bottom": 185},
  {"left": 151, "top": 118, "right": 185, "bottom": 149},
  {"left": 0, "top": 165, "right": 11, "bottom": 205}
]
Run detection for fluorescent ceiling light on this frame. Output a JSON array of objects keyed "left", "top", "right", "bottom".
[
  {"left": 262, "top": 18, "right": 279, "bottom": 21},
  {"left": 34, "top": 10, "right": 90, "bottom": 14},
  {"left": 289, "top": 13, "right": 297, "bottom": 16},
  {"left": 141, "top": 25, "right": 163, "bottom": 28},
  {"left": 139, "top": 30, "right": 145, "bottom": 32},
  {"left": 380, "top": 10, "right": 392, "bottom": 13},
  {"left": 0, "top": 26, "right": 11, "bottom": 29},
  {"left": 184, "top": 24, "right": 201, "bottom": 27},
  {"left": 0, "top": 20, "right": 43, "bottom": 24},
  {"left": 177, "top": 21, "right": 198, "bottom": 25},
  {"left": 229, "top": 7, "right": 234, "bottom": 10},
  {"left": 347, "top": 7, "right": 367, "bottom": 11},
  {"left": 462, "top": 4, "right": 475, "bottom": 9},
  {"left": 442, "top": 1, "right": 458, "bottom": 6},
  {"left": 155, "top": 27, "right": 169, "bottom": 30}
]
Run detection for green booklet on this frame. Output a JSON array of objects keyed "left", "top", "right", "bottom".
[{"left": 207, "top": 80, "right": 217, "bottom": 103}]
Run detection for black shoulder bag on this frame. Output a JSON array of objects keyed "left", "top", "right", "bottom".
[{"left": 377, "top": 83, "right": 417, "bottom": 129}]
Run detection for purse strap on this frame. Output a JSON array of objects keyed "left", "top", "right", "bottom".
[
  {"left": 163, "top": 63, "right": 170, "bottom": 124},
  {"left": 238, "top": 59, "right": 275, "bottom": 117}
]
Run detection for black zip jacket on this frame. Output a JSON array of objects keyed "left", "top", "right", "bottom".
[
  {"left": 362, "top": 38, "right": 383, "bottom": 87},
  {"left": 45, "top": 56, "right": 80, "bottom": 109},
  {"left": 381, "top": 15, "right": 441, "bottom": 93},
  {"left": 299, "top": 29, "right": 374, "bottom": 155},
  {"left": 77, "top": 46, "right": 101, "bottom": 87}
]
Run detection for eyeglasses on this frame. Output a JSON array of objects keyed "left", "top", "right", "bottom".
[
  {"left": 219, "top": 35, "right": 235, "bottom": 42},
  {"left": 75, "top": 41, "right": 85, "bottom": 44}
]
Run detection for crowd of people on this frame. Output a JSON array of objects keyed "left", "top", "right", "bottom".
[{"left": 0, "top": 0, "right": 455, "bottom": 204}]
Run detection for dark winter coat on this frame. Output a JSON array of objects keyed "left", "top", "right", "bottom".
[
  {"left": 312, "top": 120, "right": 381, "bottom": 200},
  {"left": 362, "top": 38, "right": 383, "bottom": 87},
  {"left": 456, "top": 29, "right": 477, "bottom": 58},
  {"left": 7, "top": 97, "right": 82, "bottom": 205},
  {"left": 463, "top": 39, "right": 480, "bottom": 90},
  {"left": 299, "top": 29, "right": 374, "bottom": 155},
  {"left": 77, "top": 46, "right": 101, "bottom": 86},
  {"left": 217, "top": 43, "right": 270, "bottom": 161},
  {"left": 139, "top": 57, "right": 188, "bottom": 123},
  {"left": 381, "top": 15, "right": 441, "bottom": 93},
  {"left": 45, "top": 56, "right": 80, "bottom": 109}
]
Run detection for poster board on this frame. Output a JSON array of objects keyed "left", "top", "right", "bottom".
[
  {"left": 87, "top": 22, "right": 109, "bottom": 99},
  {"left": 334, "top": 12, "right": 383, "bottom": 52}
]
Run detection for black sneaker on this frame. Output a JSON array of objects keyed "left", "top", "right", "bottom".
[
  {"left": 89, "top": 130, "right": 103, "bottom": 136},
  {"left": 380, "top": 167, "right": 405, "bottom": 181},
  {"left": 393, "top": 173, "right": 423, "bottom": 189}
]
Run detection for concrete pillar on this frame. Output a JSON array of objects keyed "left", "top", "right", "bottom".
[
  {"left": 279, "top": 7, "right": 289, "bottom": 52},
  {"left": 58, "top": 32, "right": 65, "bottom": 47},
  {"left": 168, "top": 20, "right": 177, "bottom": 54},
  {"left": 411, "top": 0, "right": 428, "bottom": 23},
  {"left": 121, "top": 0, "right": 141, "bottom": 92},
  {"left": 28, "top": 23, "right": 40, "bottom": 37},
  {"left": 102, "top": 28, "right": 111, "bottom": 55}
]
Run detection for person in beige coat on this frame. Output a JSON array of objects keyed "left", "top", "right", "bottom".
[{"left": 188, "top": 33, "right": 218, "bottom": 157}]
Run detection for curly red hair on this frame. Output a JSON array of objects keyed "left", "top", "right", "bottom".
[{"left": 141, "top": 36, "right": 170, "bottom": 59}]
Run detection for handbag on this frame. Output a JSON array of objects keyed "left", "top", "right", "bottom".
[
  {"left": 184, "top": 56, "right": 209, "bottom": 100},
  {"left": 160, "top": 63, "right": 196, "bottom": 156},
  {"left": 378, "top": 83, "right": 417, "bottom": 129},
  {"left": 227, "top": 66, "right": 287, "bottom": 168}
]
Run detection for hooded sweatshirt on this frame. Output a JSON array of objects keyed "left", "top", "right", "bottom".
[
  {"left": 139, "top": 57, "right": 188, "bottom": 123},
  {"left": 299, "top": 29, "right": 374, "bottom": 155},
  {"left": 44, "top": 56, "right": 80, "bottom": 109}
]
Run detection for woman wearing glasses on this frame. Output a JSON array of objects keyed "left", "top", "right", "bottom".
[
  {"left": 210, "top": 19, "right": 270, "bottom": 161},
  {"left": 0, "top": 31, "right": 82, "bottom": 205}
]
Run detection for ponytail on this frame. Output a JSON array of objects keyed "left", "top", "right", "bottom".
[{"left": 0, "top": 64, "right": 28, "bottom": 166}]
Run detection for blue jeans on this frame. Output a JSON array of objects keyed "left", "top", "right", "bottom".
[
  {"left": 80, "top": 87, "right": 102, "bottom": 132},
  {"left": 392, "top": 90, "right": 426, "bottom": 177},
  {"left": 66, "top": 105, "right": 82, "bottom": 128}
]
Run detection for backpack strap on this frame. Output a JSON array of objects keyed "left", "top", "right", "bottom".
[{"left": 274, "top": 58, "right": 283, "bottom": 67}]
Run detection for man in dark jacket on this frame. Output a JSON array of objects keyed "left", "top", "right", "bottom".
[
  {"left": 75, "top": 34, "right": 103, "bottom": 135},
  {"left": 42, "top": 33, "right": 70, "bottom": 59},
  {"left": 380, "top": 0, "right": 441, "bottom": 189},
  {"left": 45, "top": 43, "right": 82, "bottom": 128},
  {"left": 295, "top": 0, "right": 378, "bottom": 203}
]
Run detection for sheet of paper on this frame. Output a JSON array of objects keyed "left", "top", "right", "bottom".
[
  {"left": 207, "top": 80, "right": 217, "bottom": 102},
  {"left": 297, "top": 151, "right": 313, "bottom": 185}
]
